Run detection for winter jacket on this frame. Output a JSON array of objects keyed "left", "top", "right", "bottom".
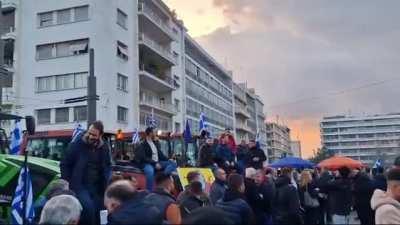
[
  {"left": 216, "top": 189, "right": 254, "bottom": 225},
  {"left": 144, "top": 188, "right": 181, "bottom": 225},
  {"left": 371, "top": 189, "right": 400, "bottom": 225},
  {"left": 198, "top": 144, "right": 215, "bottom": 168},
  {"left": 245, "top": 178, "right": 275, "bottom": 224},
  {"left": 326, "top": 177, "right": 353, "bottom": 216},
  {"left": 60, "top": 133, "right": 111, "bottom": 195},
  {"left": 215, "top": 144, "right": 235, "bottom": 166},
  {"left": 135, "top": 139, "right": 168, "bottom": 168},
  {"left": 210, "top": 179, "right": 227, "bottom": 204},
  {"left": 245, "top": 147, "right": 267, "bottom": 169},
  {"left": 236, "top": 145, "right": 248, "bottom": 162},
  {"left": 373, "top": 174, "right": 387, "bottom": 191},
  {"left": 177, "top": 188, "right": 211, "bottom": 219},
  {"left": 273, "top": 176, "right": 303, "bottom": 225},
  {"left": 108, "top": 193, "right": 162, "bottom": 225},
  {"left": 353, "top": 173, "right": 375, "bottom": 225},
  {"left": 298, "top": 182, "right": 319, "bottom": 209}
]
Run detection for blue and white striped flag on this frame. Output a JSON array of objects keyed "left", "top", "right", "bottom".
[
  {"left": 132, "top": 128, "right": 140, "bottom": 144},
  {"left": 373, "top": 159, "right": 382, "bottom": 168},
  {"left": 11, "top": 166, "right": 35, "bottom": 225},
  {"left": 71, "top": 123, "right": 85, "bottom": 143},
  {"left": 146, "top": 111, "right": 157, "bottom": 128},
  {"left": 9, "top": 120, "right": 22, "bottom": 155},
  {"left": 199, "top": 112, "right": 207, "bottom": 132}
]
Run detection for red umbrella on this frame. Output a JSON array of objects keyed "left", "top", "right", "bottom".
[{"left": 318, "top": 156, "right": 364, "bottom": 170}]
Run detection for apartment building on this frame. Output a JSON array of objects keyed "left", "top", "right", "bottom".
[
  {"left": 233, "top": 82, "right": 252, "bottom": 141},
  {"left": 266, "top": 122, "right": 292, "bottom": 163},
  {"left": 15, "top": 0, "right": 184, "bottom": 134},
  {"left": 290, "top": 140, "right": 302, "bottom": 158},
  {"left": 321, "top": 113, "right": 400, "bottom": 166},
  {"left": 255, "top": 95, "right": 267, "bottom": 149},
  {"left": 184, "top": 35, "right": 234, "bottom": 137}
]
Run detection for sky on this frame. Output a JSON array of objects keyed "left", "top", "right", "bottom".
[{"left": 164, "top": 0, "right": 400, "bottom": 158}]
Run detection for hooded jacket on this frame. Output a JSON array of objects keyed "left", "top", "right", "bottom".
[{"left": 371, "top": 189, "right": 400, "bottom": 225}]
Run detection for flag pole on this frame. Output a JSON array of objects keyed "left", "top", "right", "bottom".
[{"left": 21, "top": 132, "right": 29, "bottom": 225}]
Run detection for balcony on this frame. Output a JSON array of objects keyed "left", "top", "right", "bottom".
[
  {"left": 138, "top": 33, "right": 176, "bottom": 66},
  {"left": 257, "top": 111, "right": 266, "bottom": 119},
  {"left": 3, "top": 59, "right": 14, "bottom": 72},
  {"left": 236, "top": 123, "right": 252, "bottom": 133},
  {"left": 1, "top": 27, "right": 16, "bottom": 40},
  {"left": 139, "top": 65, "right": 175, "bottom": 93},
  {"left": 235, "top": 106, "right": 250, "bottom": 118},
  {"left": 139, "top": 95, "right": 176, "bottom": 116},
  {"left": 138, "top": 3, "right": 176, "bottom": 41},
  {"left": 1, "top": 0, "right": 17, "bottom": 12}
]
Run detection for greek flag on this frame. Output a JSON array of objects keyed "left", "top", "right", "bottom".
[
  {"left": 9, "top": 120, "right": 22, "bottom": 155},
  {"left": 132, "top": 128, "right": 140, "bottom": 144},
  {"left": 71, "top": 123, "right": 85, "bottom": 143},
  {"left": 199, "top": 112, "right": 207, "bottom": 132},
  {"left": 11, "top": 166, "right": 35, "bottom": 225},
  {"left": 146, "top": 112, "right": 157, "bottom": 128},
  {"left": 373, "top": 159, "right": 382, "bottom": 168}
]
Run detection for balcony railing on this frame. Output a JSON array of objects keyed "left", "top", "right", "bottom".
[
  {"left": 1, "top": 26, "right": 16, "bottom": 40},
  {"left": 138, "top": 3, "right": 176, "bottom": 40},
  {"left": 139, "top": 64, "right": 175, "bottom": 88},
  {"left": 140, "top": 95, "right": 176, "bottom": 115},
  {"left": 138, "top": 33, "right": 176, "bottom": 65},
  {"left": 235, "top": 106, "right": 250, "bottom": 118}
]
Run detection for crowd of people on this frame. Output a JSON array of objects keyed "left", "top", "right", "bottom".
[{"left": 6, "top": 120, "right": 400, "bottom": 225}]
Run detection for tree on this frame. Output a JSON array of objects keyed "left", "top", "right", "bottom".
[{"left": 309, "top": 146, "right": 334, "bottom": 164}]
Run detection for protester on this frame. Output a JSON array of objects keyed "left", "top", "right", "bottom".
[
  {"left": 245, "top": 139, "right": 267, "bottom": 170},
  {"left": 210, "top": 168, "right": 228, "bottom": 204},
  {"left": 215, "top": 134, "right": 235, "bottom": 171},
  {"left": 372, "top": 166, "right": 387, "bottom": 191},
  {"left": 198, "top": 138, "right": 216, "bottom": 168},
  {"left": 39, "top": 195, "right": 82, "bottom": 225},
  {"left": 104, "top": 180, "right": 162, "bottom": 225},
  {"left": 371, "top": 168, "right": 400, "bottom": 224},
  {"left": 273, "top": 167, "right": 303, "bottom": 225},
  {"left": 144, "top": 173, "right": 181, "bottom": 225},
  {"left": 216, "top": 173, "right": 254, "bottom": 225},
  {"left": 299, "top": 170, "right": 320, "bottom": 225},
  {"left": 60, "top": 121, "right": 111, "bottom": 225},
  {"left": 178, "top": 171, "right": 211, "bottom": 218},
  {"left": 315, "top": 167, "right": 333, "bottom": 225},
  {"left": 353, "top": 171, "right": 375, "bottom": 225},
  {"left": 236, "top": 140, "right": 248, "bottom": 174},
  {"left": 326, "top": 166, "right": 353, "bottom": 225},
  {"left": 35, "top": 179, "right": 70, "bottom": 220},
  {"left": 182, "top": 206, "right": 234, "bottom": 225},
  {"left": 135, "top": 127, "right": 177, "bottom": 191}
]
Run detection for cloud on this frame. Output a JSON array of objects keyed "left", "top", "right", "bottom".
[{"left": 194, "top": 0, "right": 400, "bottom": 155}]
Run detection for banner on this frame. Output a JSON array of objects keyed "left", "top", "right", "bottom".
[{"left": 177, "top": 168, "right": 215, "bottom": 193}]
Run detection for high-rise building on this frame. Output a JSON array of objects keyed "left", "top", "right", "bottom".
[
  {"left": 15, "top": 0, "right": 185, "bottom": 134},
  {"left": 290, "top": 140, "right": 302, "bottom": 158},
  {"left": 184, "top": 35, "right": 234, "bottom": 137},
  {"left": 266, "top": 122, "right": 292, "bottom": 163},
  {"left": 321, "top": 113, "right": 400, "bottom": 166}
]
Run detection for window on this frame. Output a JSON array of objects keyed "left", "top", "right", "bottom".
[
  {"left": 56, "top": 75, "right": 74, "bottom": 90},
  {"left": 175, "top": 122, "right": 181, "bottom": 133},
  {"left": 117, "top": 9, "right": 127, "bottom": 29},
  {"left": 56, "top": 42, "right": 70, "bottom": 57},
  {"left": 37, "top": 109, "right": 51, "bottom": 124},
  {"left": 74, "top": 106, "right": 87, "bottom": 121},
  {"left": 55, "top": 108, "right": 69, "bottom": 123},
  {"left": 117, "top": 106, "right": 128, "bottom": 122},
  {"left": 117, "top": 41, "right": 128, "bottom": 60},
  {"left": 174, "top": 99, "right": 180, "bottom": 112},
  {"left": 70, "top": 39, "right": 89, "bottom": 55},
  {"left": 57, "top": 9, "right": 71, "bottom": 24},
  {"left": 37, "top": 44, "right": 53, "bottom": 60},
  {"left": 37, "top": 76, "right": 53, "bottom": 92},
  {"left": 117, "top": 74, "right": 128, "bottom": 91},
  {"left": 74, "top": 6, "right": 89, "bottom": 21},
  {"left": 74, "top": 72, "right": 88, "bottom": 88},
  {"left": 39, "top": 12, "right": 53, "bottom": 27}
]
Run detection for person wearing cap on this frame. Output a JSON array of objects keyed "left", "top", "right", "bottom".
[
  {"left": 135, "top": 127, "right": 177, "bottom": 191},
  {"left": 371, "top": 168, "right": 400, "bottom": 224}
]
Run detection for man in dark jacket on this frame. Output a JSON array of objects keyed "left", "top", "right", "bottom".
[
  {"left": 326, "top": 167, "right": 353, "bottom": 225},
  {"left": 215, "top": 138, "right": 235, "bottom": 170},
  {"left": 316, "top": 168, "right": 334, "bottom": 225},
  {"left": 60, "top": 121, "right": 111, "bottom": 225},
  {"left": 145, "top": 173, "right": 182, "bottom": 225},
  {"left": 210, "top": 168, "right": 228, "bottom": 204},
  {"left": 135, "top": 127, "right": 177, "bottom": 191},
  {"left": 198, "top": 138, "right": 216, "bottom": 168},
  {"left": 105, "top": 180, "right": 162, "bottom": 225},
  {"left": 372, "top": 166, "right": 387, "bottom": 191},
  {"left": 236, "top": 140, "right": 248, "bottom": 175},
  {"left": 216, "top": 173, "right": 254, "bottom": 225},
  {"left": 273, "top": 168, "right": 303, "bottom": 225},
  {"left": 245, "top": 140, "right": 267, "bottom": 170},
  {"left": 353, "top": 172, "right": 375, "bottom": 225}
]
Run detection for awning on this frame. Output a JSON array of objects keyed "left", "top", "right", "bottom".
[
  {"left": 0, "top": 112, "right": 22, "bottom": 121},
  {"left": 70, "top": 42, "right": 88, "bottom": 52},
  {"left": 117, "top": 46, "right": 128, "bottom": 56}
]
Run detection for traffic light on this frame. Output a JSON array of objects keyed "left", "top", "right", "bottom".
[{"left": 116, "top": 129, "right": 123, "bottom": 140}]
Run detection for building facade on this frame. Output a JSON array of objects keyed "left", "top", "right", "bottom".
[
  {"left": 321, "top": 113, "right": 400, "bottom": 166},
  {"left": 290, "top": 140, "right": 302, "bottom": 158},
  {"left": 184, "top": 35, "right": 234, "bottom": 137},
  {"left": 266, "top": 122, "right": 292, "bottom": 163},
  {"left": 14, "top": 0, "right": 185, "bottom": 134}
]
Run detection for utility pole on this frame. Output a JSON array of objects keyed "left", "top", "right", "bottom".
[{"left": 87, "top": 48, "right": 96, "bottom": 128}]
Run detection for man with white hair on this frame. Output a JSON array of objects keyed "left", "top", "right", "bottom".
[{"left": 39, "top": 195, "right": 82, "bottom": 225}]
